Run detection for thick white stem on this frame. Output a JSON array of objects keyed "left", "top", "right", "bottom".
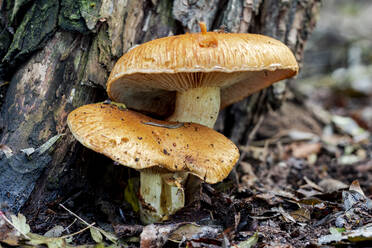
[
  {"left": 139, "top": 169, "right": 186, "bottom": 224},
  {"left": 167, "top": 87, "right": 220, "bottom": 128}
]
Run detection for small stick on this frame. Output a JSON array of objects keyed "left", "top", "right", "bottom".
[
  {"left": 60, "top": 222, "right": 95, "bottom": 239},
  {"left": 63, "top": 218, "right": 77, "bottom": 233},
  {"left": 59, "top": 204, "right": 93, "bottom": 227},
  {"left": 59, "top": 204, "right": 118, "bottom": 242}
]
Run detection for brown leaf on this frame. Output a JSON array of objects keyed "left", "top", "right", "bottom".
[
  {"left": 318, "top": 178, "right": 348, "bottom": 193},
  {"left": 290, "top": 208, "right": 311, "bottom": 222},
  {"left": 0, "top": 218, "right": 21, "bottom": 246},
  {"left": 239, "top": 162, "right": 257, "bottom": 188},
  {"left": 168, "top": 223, "right": 221, "bottom": 243},
  {"left": 302, "top": 176, "right": 323, "bottom": 192},
  {"left": 140, "top": 223, "right": 181, "bottom": 248},
  {"left": 290, "top": 142, "right": 322, "bottom": 158},
  {"left": 349, "top": 180, "right": 365, "bottom": 197}
]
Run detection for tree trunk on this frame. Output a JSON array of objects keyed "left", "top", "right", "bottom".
[{"left": 0, "top": 0, "right": 321, "bottom": 215}]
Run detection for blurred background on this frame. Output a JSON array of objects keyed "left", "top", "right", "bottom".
[{"left": 297, "top": 0, "right": 372, "bottom": 131}]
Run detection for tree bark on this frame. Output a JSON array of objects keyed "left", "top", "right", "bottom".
[{"left": 0, "top": 0, "right": 321, "bottom": 215}]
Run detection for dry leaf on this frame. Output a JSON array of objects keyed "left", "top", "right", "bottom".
[
  {"left": 10, "top": 213, "right": 30, "bottom": 236},
  {"left": 318, "top": 178, "right": 348, "bottom": 193},
  {"left": 349, "top": 180, "right": 365, "bottom": 197},
  {"left": 90, "top": 227, "right": 103, "bottom": 243},
  {"left": 44, "top": 225, "right": 64, "bottom": 238},
  {"left": 168, "top": 223, "right": 221, "bottom": 243},
  {"left": 290, "top": 142, "right": 322, "bottom": 158}
]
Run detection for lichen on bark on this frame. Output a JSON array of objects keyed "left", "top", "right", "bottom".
[
  {"left": 58, "top": 0, "right": 89, "bottom": 33},
  {"left": 2, "top": 0, "right": 58, "bottom": 68}
]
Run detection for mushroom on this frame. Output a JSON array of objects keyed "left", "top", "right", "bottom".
[
  {"left": 67, "top": 102, "right": 239, "bottom": 223},
  {"left": 107, "top": 22, "right": 299, "bottom": 128}
]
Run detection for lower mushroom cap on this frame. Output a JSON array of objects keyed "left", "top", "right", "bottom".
[{"left": 67, "top": 102, "right": 239, "bottom": 183}]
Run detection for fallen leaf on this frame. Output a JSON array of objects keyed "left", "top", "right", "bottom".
[
  {"left": 318, "top": 178, "right": 348, "bottom": 193},
  {"left": 95, "top": 227, "right": 118, "bottom": 243},
  {"left": 239, "top": 162, "right": 257, "bottom": 187},
  {"left": 44, "top": 225, "right": 64, "bottom": 238},
  {"left": 233, "top": 232, "right": 258, "bottom": 248},
  {"left": 90, "top": 227, "right": 103, "bottom": 243},
  {"left": 0, "top": 217, "right": 21, "bottom": 246},
  {"left": 27, "top": 233, "right": 69, "bottom": 248},
  {"left": 140, "top": 223, "right": 181, "bottom": 248},
  {"left": 168, "top": 223, "right": 221, "bottom": 243},
  {"left": 290, "top": 142, "right": 322, "bottom": 158},
  {"left": 349, "top": 180, "right": 365, "bottom": 197},
  {"left": 332, "top": 115, "right": 370, "bottom": 142},
  {"left": 303, "top": 176, "right": 323, "bottom": 192},
  {"left": 290, "top": 208, "right": 311, "bottom": 222},
  {"left": 319, "top": 224, "right": 372, "bottom": 245},
  {"left": 10, "top": 213, "right": 30, "bottom": 236},
  {"left": 271, "top": 206, "right": 296, "bottom": 223}
]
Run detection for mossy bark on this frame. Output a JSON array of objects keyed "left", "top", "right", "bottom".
[{"left": 0, "top": 0, "right": 321, "bottom": 215}]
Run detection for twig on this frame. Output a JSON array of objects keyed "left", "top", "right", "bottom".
[
  {"left": 0, "top": 81, "right": 9, "bottom": 87},
  {"left": 59, "top": 204, "right": 118, "bottom": 242},
  {"left": 247, "top": 114, "right": 265, "bottom": 145},
  {"left": 0, "top": 210, "right": 31, "bottom": 239},
  {"left": 60, "top": 222, "right": 95, "bottom": 239},
  {"left": 59, "top": 204, "right": 93, "bottom": 227},
  {"left": 63, "top": 218, "right": 77, "bottom": 234}
]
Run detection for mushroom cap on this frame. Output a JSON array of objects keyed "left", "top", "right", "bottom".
[
  {"left": 107, "top": 31, "right": 298, "bottom": 116},
  {"left": 67, "top": 103, "right": 239, "bottom": 183}
]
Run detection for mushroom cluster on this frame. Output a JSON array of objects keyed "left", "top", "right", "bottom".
[{"left": 67, "top": 23, "right": 298, "bottom": 223}]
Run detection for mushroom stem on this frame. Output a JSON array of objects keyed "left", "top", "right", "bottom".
[
  {"left": 139, "top": 168, "right": 187, "bottom": 224},
  {"left": 139, "top": 87, "right": 220, "bottom": 223},
  {"left": 167, "top": 87, "right": 220, "bottom": 128}
]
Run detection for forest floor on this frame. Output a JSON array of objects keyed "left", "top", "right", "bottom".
[{"left": 1, "top": 82, "right": 371, "bottom": 247}]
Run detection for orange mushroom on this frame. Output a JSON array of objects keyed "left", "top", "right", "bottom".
[
  {"left": 107, "top": 22, "right": 299, "bottom": 128},
  {"left": 67, "top": 103, "right": 239, "bottom": 223}
]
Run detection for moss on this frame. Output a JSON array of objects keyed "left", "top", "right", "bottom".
[
  {"left": 58, "top": 0, "right": 89, "bottom": 33},
  {"left": 59, "top": 0, "right": 101, "bottom": 33},
  {"left": 79, "top": 0, "right": 101, "bottom": 31},
  {"left": 2, "top": 0, "right": 58, "bottom": 67}
]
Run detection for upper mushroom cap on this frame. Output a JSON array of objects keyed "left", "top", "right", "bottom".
[
  {"left": 67, "top": 102, "right": 239, "bottom": 183},
  {"left": 107, "top": 28, "right": 298, "bottom": 116}
]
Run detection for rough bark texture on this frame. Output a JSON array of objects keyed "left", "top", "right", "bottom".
[{"left": 0, "top": 0, "right": 321, "bottom": 214}]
